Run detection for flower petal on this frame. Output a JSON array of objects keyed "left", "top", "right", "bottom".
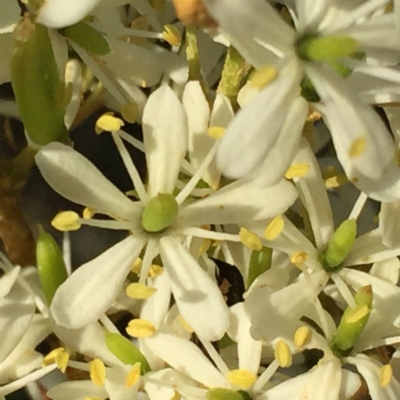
[
  {"left": 159, "top": 237, "right": 229, "bottom": 341},
  {"left": 50, "top": 235, "right": 146, "bottom": 329},
  {"left": 37, "top": 0, "right": 102, "bottom": 29},
  {"left": 47, "top": 381, "right": 107, "bottom": 400},
  {"left": 143, "top": 85, "right": 188, "bottom": 197},
  {"left": 35, "top": 143, "right": 140, "bottom": 221},
  {"left": 144, "top": 333, "right": 228, "bottom": 388},
  {"left": 179, "top": 179, "right": 297, "bottom": 226}
]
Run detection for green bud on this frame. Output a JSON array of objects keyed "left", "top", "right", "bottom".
[
  {"left": 297, "top": 35, "right": 359, "bottom": 62},
  {"left": 105, "top": 332, "right": 151, "bottom": 374},
  {"left": 141, "top": 193, "right": 178, "bottom": 233},
  {"left": 206, "top": 388, "right": 249, "bottom": 400},
  {"left": 247, "top": 246, "right": 272, "bottom": 288},
  {"left": 36, "top": 227, "right": 68, "bottom": 305},
  {"left": 11, "top": 17, "right": 68, "bottom": 145},
  {"left": 322, "top": 219, "right": 357, "bottom": 271},
  {"left": 330, "top": 285, "right": 372, "bottom": 357},
  {"left": 60, "top": 22, "right": 110, "bottom": 56},
  {"left": 300, "top": 76, "right": 320, "bottom": 102}
]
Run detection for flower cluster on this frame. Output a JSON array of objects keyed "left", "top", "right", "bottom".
[{"left": 2, "top": 0, "right": 400, "bottom": 399}]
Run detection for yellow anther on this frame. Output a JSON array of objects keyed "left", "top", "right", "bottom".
[
  {"left": 294, "top": 326, "right": 312, "bottom": 347},
  {"left": 90, "top": 359, "right": 106, "bottom": 387},
  {"left": 43, "top": 348, "right": 69, "bottom": 373},
  {"left": 126, "top": 283, "right": 157, "bottom": 299},
  {"left": 198, "top": 239, "right": 211, "bottom": 256},
  {"left": 290, "top": 251, "right": 308, "bottom": 268},
  {"left": 141, "top": 80, "right": 147, "bottom": 88},
  {"left": 307, "top": 110, "right": 321, "bottom": 122},
  {"left": 126, "top": 319, "right": 156, "bottom": 338},
  {"left": 51, "top": 211, "right": 81, "bottom": 231},
  {"left": 84, "top": 397, "right": 103, "bottom": 400},
  {"left": 380, "top": 364, "right": 393, "bottom": 387},
  {"left": 274, "top": 340, "right": 292, "bottom": 368},
  {"left": 249, "top": 66, "right": 278, "bottom": 89},
  {"left": 163, "top": 24, "right": 181, "bottom": 47},
  {"left": 96, "top": 113, "right": 125, "bottom": 133},
  {"left": 345, "top": 304, "right": 370, "bottom": 324},
  {"left": 325, "top": 174, "right": 348, "bottom": 189},
  {"left": 43, "top": 347, "right": 65, "bottom": 366},
  {"left": 121, "top": 101, "right": 139, "bottom": 124},
  {"left": 264, "top": 215, "right": 284, "bottom": 240},
  {"left": 149, "top": 264, "right": 164, "bottom": 278},
  {"left": 239, "top": 227, "right": 262, "bottom": 251},
  {"left": 207, "top": 126, "right": 226, "bottom": 139},
  {"left": 227, "top": 369, "right": 257, "bottom": 389},
  {"left": 285, "top": 163, "right": 310, "bottom": 180},
  {"left": 83, "top": 207, "right": 95, "bottom": 219},
  {"left": 126, "top": 363, "right": 141, "bottom": 388},
  {"left": 178, "top": 314, "right": 194, "bottom": 333},
  {"left": 348, "top": 137, "right": 366, "bottom": 158},
  {"left": 130, "top": 258, "right": 142, "bottom": 274}
]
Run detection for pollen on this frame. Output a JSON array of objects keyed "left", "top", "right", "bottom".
[
  {"left": 96, "top": 113, "right": 125, "bottom": 133},
  {"left": 126, "top": 282, "right": 157, "bottom": 299},
  {"left": 290, "top": 251, "right": 308, "bottom": 268},
  {"left": 163, "top": 24, "right": 181, "bottom": 47},
  {"left": 207, "top": 126, "right": 226, "bottom": 139},
  {"left": 126, "top": 363, "right": 141, "bottom": 388},
  {"left": 239, "top": 227, "right": 263, "bottom": 251},
  {"left": 380, "top": 364, "right": 393, "bottom": 387},
  {"left": 121, "top": 101, "right": 139, "bottom": 124},
  {"left": 149, "top": 264, "right": 164, "bottom": 278},
  {"left": 126, "top": 319, "right": 156, "bottom": 338},
  {"left": 294, "top": 326, "right": 312, "bottom": 347},
  {"left": 348, "top": 137, "right": 366, "bottom": 158},
  {"left": 90, "top": 359, "right": 106, "bottom": 387},
  {"left": 43, "top": 347, "right": 69, "bottom": 372},
  {"left": 51, "top": 211, "right": 81, "bottom": 232},
  {"left": 227, "top": 369, "right": 257, "bottom": 389},
  {"left": 265, "top": 215, "right": 285, "bottom": 240},
  {"left": 249, "top": 66, "right": 278, "bottom": 89},
  {"left": 345, "top": 304, "right": 370, "bottom": 324},
  {"left": 285, "top": 163, "right": 310, "bottom": 179},
  {"left": 274, "top": 340, "right": 292, "bottom": 368}
]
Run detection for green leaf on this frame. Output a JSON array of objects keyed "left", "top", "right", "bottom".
[
  {"left": 36, "top": 227, "right": 68, "bottom": 305},
  {"left": 105, "top": 332, "right": 151, "bottom": 374},
  {"left": 11, "top": 17, "right": 68, "bottom": 145},
  {"left": 61, "top": 22, "right": 110, "bottom": 55}
]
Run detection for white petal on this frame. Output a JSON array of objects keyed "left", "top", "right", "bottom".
[
  {"left": 0, "top": 266, "right": 20, "bottom": 298},
  {"left": 370, "top": 258, "right": 400, "bottom": 285},
  {"left": 215, "top": 58, "right": 302, "bottom": 179},
  {"left": 47, "top": 381, "right": 107, "bottom": 400},
  {"left": 37, "top": 0, "right": 102, "bottom": 29},
  {"left": 105, "top": 366, "right": 139, "bottom": 400},
  {"left": 179, "top": 178, "right": 297, "bottom": 226},
  {"left": 142, "top": 85, "right": 188, "bottom": 197},
  {"left": 55, "top": 322, "right": 123, "bottom": 367},
  {"left": 36, "top": 143, "right": 141, "bottom": 221},
  {"left": 50, "top": 235, "right": 146, "bottom": 328},
  {"left": 292, "top": 138, "right": 334, "bottom": 251},
  {"left": 308, "top": 63, "right": 394, "bottom": 182},
  {"left": 144, "top": 333, "right": 229, "bottom": 388},
  {"left": 379, "top": 201, "right": 400, "bottom": 248},
  {"left": 64, "top": 60, "right": 82, "bottom": 130},
  {"left": 203, "top": 0, "right": 294, "bottom": 67},
  {"left": 295, "top": 0, "right": 335, "bottom": 32},
  {"left": 340, "top": 369, "right": 362, "bottom": 399},
  {"left": 249, "top": 95, "right": 308, "bottom": 187},
  {"left": 159, "top": 237, "right": 229, "bottom": 341}
]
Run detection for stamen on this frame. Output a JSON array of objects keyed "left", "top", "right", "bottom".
[
  {"left": 227, "top": 369, "right": 257, "bottom": 389},
  {"left": 178, "top": 314, "right": 194, "bottom": 333},
  {"left": 162, "top": 24, "right": 181, "bottom": 47},
  {"left": 130, "top": 258, "right": 142, "bottom": 274},
  {"left": 331, "top": 273, "right": 357, "bottom": 308},
  {"left": 149, "top": 264, "right": 164, "bottom": 278},
  {"left": 265, "top": 216, "right": 284, "bottom": 240},
  {"left": 253, "top": 359, "right": 279, "bottom": 392},
  {"left": 239, "top": 227, "right": 263, "bottom": 251},
  {"left": 249, "top": 66, "right": 278, "bottom": 89},
  {"left": 380, "top": 364, "right": 393, "bottom": 387},
  {"left": 126, "top": 319, "right": 156, "bottom": 338},
  {"left": 285, "top": 163, "right": 310, "bottom": 179},
  {"left": 207, "top": 126, "right": 226, "bottom": 139},
  {"left": 83, "top": 207, "right": 96, "bottom": 219},
  {"left": 348, "top": 137, "right": 367, "bottom": 158},
  {"left": 274, "top": 340, "right": 292, "bottom": 368},
  {"left": 290, "top": 251, "right": 308, "bottom": 268},
  {"left": 96, "top": 113, "right": 125, "bottom": 133},
  {"left": 126, "top": 282, "right": 157, "bottom": 299},
  {"left": 120, "top": 101, "right": 139, "bottom": 123},
  {"left": 51, "top": 211, "right": 81, "bottom": 231},
  {"left": 294, "top": 326, "right": 312, "bottom": 347},
  {"left": 348, "top": 192, "right": 368, "bottom": 221},
  {"left": 126, "top": 364, "right": 141, "bottom": 388},
  {"left": 89, "top": 359, "right": 106, "bottom": 387}
]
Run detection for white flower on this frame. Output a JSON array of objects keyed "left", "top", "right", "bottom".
[
  {"left": 35, "top": 85, "right": 297, "bottom": 341},
  {"left": 203, "top": 0, "right": 398, "bottom": 193}
]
